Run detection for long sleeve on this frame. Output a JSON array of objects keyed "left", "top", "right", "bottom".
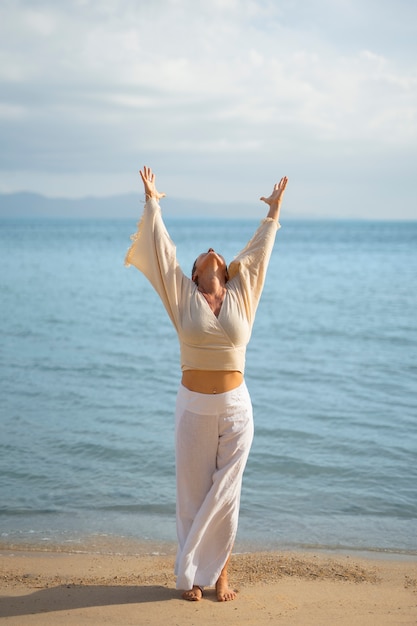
[
  {"left": 227, "top": 217, "right": 280, "bottom": 321},
  {"left": 124, "top": 198, "right": 187, "bottom": 332}
]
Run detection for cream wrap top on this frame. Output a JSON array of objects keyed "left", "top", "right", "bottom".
[{"left": 125, "top": 198, "right": 280, "bottom": 374}]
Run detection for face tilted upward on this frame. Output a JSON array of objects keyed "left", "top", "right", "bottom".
[{"left": 192, "top": 249, "right": 228, "bottom": 284}]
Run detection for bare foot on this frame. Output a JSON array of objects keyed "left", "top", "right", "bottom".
[
  {"left": 182, "top": 586, "right": 203, "bottom": 601},
  {"left": 216, "top": 572, "right": 237, "bottom": 602}
]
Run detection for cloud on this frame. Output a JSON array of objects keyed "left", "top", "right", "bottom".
[{"left": 0, "top": 0, "right": 416, "bottom": 217}]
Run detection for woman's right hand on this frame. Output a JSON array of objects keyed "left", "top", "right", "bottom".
[{"left": 139, "top": 166, "right": 166, "bottom": 201}]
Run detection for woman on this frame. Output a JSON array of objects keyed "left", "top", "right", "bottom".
[{"left": 125, "top": 166, "right": 288, "bottom": 601}]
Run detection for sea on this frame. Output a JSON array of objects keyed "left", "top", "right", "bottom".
[{"left": 1, "top": 216, "right": 416, "bottom": 557}]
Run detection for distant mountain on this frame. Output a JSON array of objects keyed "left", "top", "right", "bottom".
[{"left": 0, "top": 191, "right": 260, "bottom": 219}]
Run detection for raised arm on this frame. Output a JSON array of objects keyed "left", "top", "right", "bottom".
[
  {"left": 125, "top": 166, "right": 186, "bottom": 332},
  {"left": 260, "top": 176, "right": 288, "bottom": 222},
  {"left": 140, "top": 165, "right": 166, "bottom": 201}
]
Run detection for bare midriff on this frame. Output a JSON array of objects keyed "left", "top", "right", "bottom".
[{"left": 181, "top": 370, "right": 244, "bottom": 395}]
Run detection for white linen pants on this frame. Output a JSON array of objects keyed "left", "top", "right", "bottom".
[{"left": 174, "top": 381, "right": 254, "bottom": 590}]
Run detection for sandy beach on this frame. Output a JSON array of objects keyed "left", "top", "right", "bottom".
[{"left": 0, "top": 546, "right": 416, "bottom": 625}]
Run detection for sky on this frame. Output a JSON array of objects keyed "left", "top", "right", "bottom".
[{"left": 1, "top": 0, "right": 416, "bottom": 219}]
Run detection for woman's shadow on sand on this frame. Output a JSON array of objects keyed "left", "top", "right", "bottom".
[{"left": 0, "top": 584, "right": 189, "bottom": 618}]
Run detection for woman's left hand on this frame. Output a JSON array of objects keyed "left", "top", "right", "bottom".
[{"left": 260, "top": 176, "right": 288, "bottom": 208}]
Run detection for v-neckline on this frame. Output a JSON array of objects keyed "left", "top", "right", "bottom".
[{"left": 197, "top": 287, "right": 226, "bottom": 319}]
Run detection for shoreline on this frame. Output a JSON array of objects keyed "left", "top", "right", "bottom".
[
  {"left": 1, "top": 534, "right": 416, "bottom": 561},
  {"left": 1, "top": 547, "right": 416, "bottom": 625}
]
